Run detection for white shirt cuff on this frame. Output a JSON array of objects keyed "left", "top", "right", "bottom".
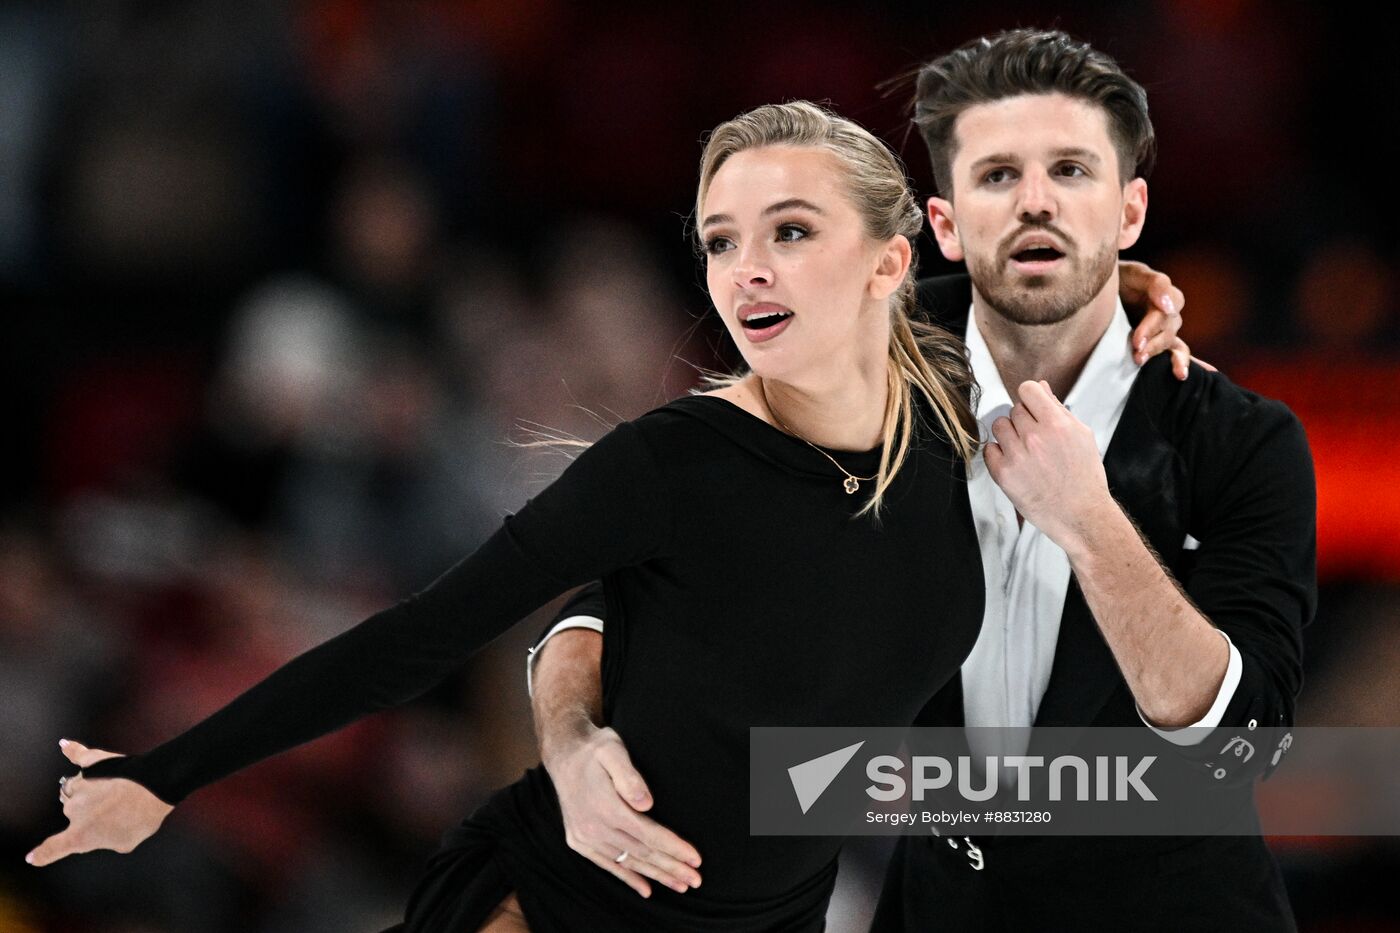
[
  {"left": 1136, "top": 629, "right": 1242, "bottom": 747},
  {"left": 525, "top": 616, "right": 605, "bottom": 697}
]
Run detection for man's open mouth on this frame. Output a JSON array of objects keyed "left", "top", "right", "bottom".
[{"left": 1011, "top": 246, "right": 1065, "bottom": 263}]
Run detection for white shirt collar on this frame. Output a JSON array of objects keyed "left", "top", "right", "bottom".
[{"left": 965, "top": 298, "right": 1139, "bottom": 457}]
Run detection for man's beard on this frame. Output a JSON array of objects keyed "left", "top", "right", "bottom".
[{"left": 968, "top": 235, "right": 1118, "bottom": 327}]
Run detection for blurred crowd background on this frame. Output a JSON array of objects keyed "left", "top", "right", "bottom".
[{"left": 1, "top": 2, "right": 1396, "bottom": 931}]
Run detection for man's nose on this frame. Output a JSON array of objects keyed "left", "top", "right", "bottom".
[{"left": 1016, "top": 167, "right": 1057, "bottom": 222}]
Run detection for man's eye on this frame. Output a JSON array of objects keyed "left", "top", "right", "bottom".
[
  {"left": 983, "top": 168, "right": 1014, "bottom": 185},
  {"left": 703, "top": 236, "right": 734, "bottom": 255},
  {"left": 776, "top": 224, "right": 809, "bottom": 243},
  {"left": 1057, "top": 163, "right": 1087, "bottom": 178}
]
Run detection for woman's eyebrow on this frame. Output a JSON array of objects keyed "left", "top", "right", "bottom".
[
  {"left": 762, "top": 198, "right": 824, "bottom": 216},
  {"left": 702, "top": 198, "right": 825, "bottom": 230}
]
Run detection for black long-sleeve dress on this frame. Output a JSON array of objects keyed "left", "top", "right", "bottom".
[{"left": 85, "top": 393, "right": 984, "bottom": 932}]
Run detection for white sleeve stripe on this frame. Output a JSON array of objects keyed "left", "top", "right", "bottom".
[{"left": 525, "top": 616, "right": 606, "bottom": 697}]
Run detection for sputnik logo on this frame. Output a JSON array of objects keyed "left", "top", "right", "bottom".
[{"left": 788, "top": 741, "right": 866, "bottom": 814}]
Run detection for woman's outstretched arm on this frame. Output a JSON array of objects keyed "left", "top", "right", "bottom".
[{"left": 27, "top": 419, "right": 674, "bottom": 866}]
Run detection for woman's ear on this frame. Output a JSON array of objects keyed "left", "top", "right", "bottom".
[{"left": 870, "top": 234, "right": 914, "bottom": 300}]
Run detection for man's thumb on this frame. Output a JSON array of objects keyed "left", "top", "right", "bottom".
[{"left": 603, "top": 751, "right": 653, "bottom": 811}]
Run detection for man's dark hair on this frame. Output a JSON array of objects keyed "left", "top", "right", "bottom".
[{"left": 914, "top": 29, "right": 1155, "bottom": 197}]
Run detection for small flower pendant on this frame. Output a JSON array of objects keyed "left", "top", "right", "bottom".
[{"left": 844, "top": 476, "right": 860, "bottom": 494}]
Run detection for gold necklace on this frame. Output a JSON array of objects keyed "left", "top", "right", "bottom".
[{"left": 760, "top": 380, "right": 878, "bottom": 495}]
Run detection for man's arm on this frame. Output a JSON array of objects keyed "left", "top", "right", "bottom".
[
  {"left": 532, "top": 627, "right": 606, "bottom": 763},
  {"left": 1057, "top": 499, "right": 1230, "bottom": 727},
  {"left": 986, "top": 380, "right": 1313, "bottom": 738},
  {"left": 529, "top": 593, "right": 702, "bottom": 897}
]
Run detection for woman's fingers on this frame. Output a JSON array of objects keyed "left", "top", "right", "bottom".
[
  {"left": 1165, "top": 339, "right": 1217, "bottom": 380},
  {"left": 1170, "top": 340, "right": 1191, "bottom": 381},
  {"left": 26, "top": 826, "right": 85, "bottom": 866},
  {"left": 59, "top": 776, "right": 83, "bottom": 812},
  {"left": 59, "top": 738, "right": 122, "bottom": 768},
  {"left": 27, "top": 763, "right": 172, "bottom": 867},
  {"left": 1131, "top": 309, "right": 1184, "bottom": 365},
  {"left": 1118, "top": 261, "right": 1183, "bottom": 318}
]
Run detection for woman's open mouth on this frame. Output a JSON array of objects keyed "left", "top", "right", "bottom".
[{"left": 739, "top": 305, "right": 795, "bottom": 343}]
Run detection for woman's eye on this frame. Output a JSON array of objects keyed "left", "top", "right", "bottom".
[
  {"left": 703, "top": 236, "right": 734, "bottom": 256},
  {"left": 776, "top": 224, "right": 808, "bottom": 243}
]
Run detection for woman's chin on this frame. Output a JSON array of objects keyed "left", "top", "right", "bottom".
[{"left": 738, "top": 354, "right": 794, "bottom": 384}]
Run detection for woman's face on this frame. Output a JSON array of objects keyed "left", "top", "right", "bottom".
[{"left": 699, "top": 146, "right": 900, "bottom": 386}]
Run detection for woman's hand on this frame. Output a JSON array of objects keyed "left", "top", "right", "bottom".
[
  {"left": 1119, "top": 260, "right": 1217, "bottom": 380},
  {"left": 25, "top": 740, "right": 172, "bottom": 866}
]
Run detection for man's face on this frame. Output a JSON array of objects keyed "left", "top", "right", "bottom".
[{"left": 926, "top": 92, "right": 1147, "bottom": 326}]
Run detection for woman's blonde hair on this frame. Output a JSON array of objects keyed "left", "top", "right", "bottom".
[{"left": 695, "top": 100, "right": 978, "bottom": 516}]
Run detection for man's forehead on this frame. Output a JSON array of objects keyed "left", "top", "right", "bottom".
[{"left": 951, "top": 92, "right": 1115, "bottom": 163}]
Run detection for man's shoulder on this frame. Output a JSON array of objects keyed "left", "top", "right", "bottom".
[{"left": 1134, "top": 357, "right": 1309, "bottom": 467}]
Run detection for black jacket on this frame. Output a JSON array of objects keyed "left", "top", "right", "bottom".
[{"left": 867, "top": 276, "right": 1315, "bottom": 933}]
